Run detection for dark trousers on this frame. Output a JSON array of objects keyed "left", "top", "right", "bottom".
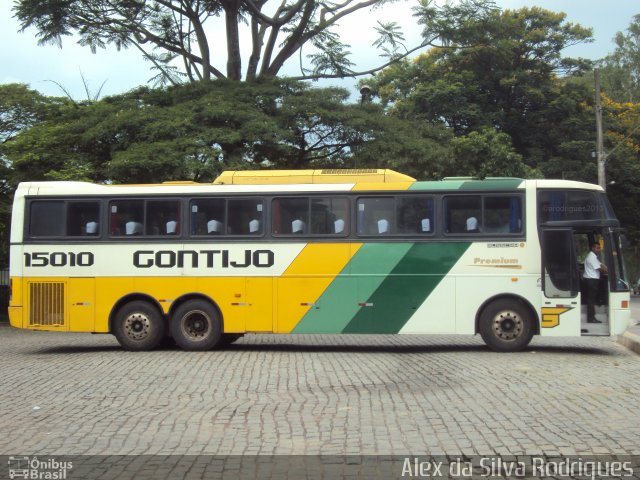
[{"left": 584, "top": 278, "right": 599, "bottom": 322}]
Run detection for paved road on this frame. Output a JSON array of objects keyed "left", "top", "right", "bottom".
[{"left": 0, "top": 325, "right": 638, "bottom": 460}]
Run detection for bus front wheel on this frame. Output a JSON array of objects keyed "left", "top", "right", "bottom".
[
  {"left": 113, "top": 301, "right": 165, "bottom": 351},
  {"left": 479, "top": 299, "right": 534, "bottom": 352},
  {"left": 171, "top": 300, "right": 222, "bottom": 351}
]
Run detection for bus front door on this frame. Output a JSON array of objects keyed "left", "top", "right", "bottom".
[
  {"left": 574, "top": 231, "right": 611, "bottom": 335},
  {"left": 540, "top": 229, "right": 582, "bottom": 336},
  {"left": 603, "top": 228, "right": 631, "bottom": 335}
]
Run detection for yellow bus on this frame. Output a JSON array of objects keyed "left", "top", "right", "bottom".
[{"left": 8, "top": 169, "right": 631, "bottom": 351}]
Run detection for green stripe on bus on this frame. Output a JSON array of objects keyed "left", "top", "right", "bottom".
[
  {"left": 409, "top": 179, "right": 523, "bottom": 191},
  {"left": 291, "top": 243, "right": 412, "bottom": 333},
  {"left": 341, "top": 242, "right": 471, "bottom": 334}
]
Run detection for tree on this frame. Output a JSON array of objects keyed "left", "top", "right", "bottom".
[
  {"left": 588, "top": 13, "right": 640, "bottom": 252},
  {"left": 363, "top": 7, "right": 594, "bottom": 173},
  {"left": 0, "top": 84, "right": 70, "bottom": 267},
  {"left": 13, "top": 0, "right": 498, "bottom": 85},
  {"left": 0, "top": 83, "right": 64, "bottom": 145},
  {"left": 448, "top": 128, "right": 539, "bottom": 179},
  {"left": 2, "top": 79, "right": 436, "bottom": 184},
  {"left": 598, "top": 14, "right": 640, "bottom": 103},
  {"left": 349, "top": 104, "right": 453, "bottom": 179},
  {"left": 598, "top": 96, "right": 640, "bottom": 244}
]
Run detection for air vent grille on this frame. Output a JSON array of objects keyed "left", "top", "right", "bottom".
[{"left": 29, "top": 282, "right": 65, "bottom": 326}]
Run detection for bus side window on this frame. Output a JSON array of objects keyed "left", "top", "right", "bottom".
[
  {"left": 229, "top": 198, "right": 263, "bottom": 235},
  {"left": 272, "top": 198, "right": 308, "bottom": 235},
  {"left": 484, "top": 196, "right": 522, "bottom": 234},
  {"left": 273, "top": 196, "right": 348, "bottom": 236},
  {"left": 146, "top": 200, "right": 180, "bottom": 236},
  {"left": 444, "top": 196, "right": 481, "bottom": 234},
  {"left": 29, "top": 201, "right": 65, "bottom": 237},
  {"left": 67, "top": 202, "right": 101, "bottom": 236},
  {"left": 110, "top": 200, "right": 144, "bottom": 236},
  {"left": 191, "top": 198, "right": 226, "bottom": 235},
  {"left": 357, "top": 197, "right": 394, "bottom": 235},
  {"left": 311, "top": 197, "right": 348, "bottom": 235},
  {"left": 397, "top": 196, "right": 434, "bottom": 234}
]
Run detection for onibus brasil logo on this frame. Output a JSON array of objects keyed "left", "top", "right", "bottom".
[{"left": 8, "top": 456, "right": 73, "bottom": 479}]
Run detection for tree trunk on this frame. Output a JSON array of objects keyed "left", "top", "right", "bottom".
[{"left": 224, "top": 1, "right": 243, "bottom": 81}]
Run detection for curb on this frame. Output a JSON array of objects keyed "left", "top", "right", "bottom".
[{"left": 618, "top": 331, "right": 640, "bottom": 355}]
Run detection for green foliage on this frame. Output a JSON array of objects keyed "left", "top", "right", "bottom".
[
  {"left": 4, "top": 79, "right": 443, "bottom": 185},
  {"left": 0, "top": 84, "right": 71, "bottom": 267},
  {"left": 373, "top": 21, "right": 407, "bottom": 60},
  {"left": 0, "top": 83, "right": 66, "bottom": 145},
  {"left": 449, "top": 129, "right": 540, "bottom": 179},
  {"left": 363, "top": 6, "right": 594, "bottom": 177},
  {"left": 308, "top": 30, "right": 355, "bottom": 78},
  {"left": 598, "top": 14, "right": 640, "bottom": 103},
  {"left": 349, "top": 104, "right": 453, "bottom": 179},
  {"left": 414, "top": 0, "right": 500, "bottom": 46},
  {"left": 598, "top": 99, "right": 640, "bottom": 247}
]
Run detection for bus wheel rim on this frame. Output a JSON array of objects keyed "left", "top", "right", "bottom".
[
  {"left": 124, "top": 312, "right": 152, "bottom": 341},
  {"left": 491, "top": 310, "right": 523, "bottom": 341},
  {"left": 181, "top": 310, "right": 210, "bottom": 341}
]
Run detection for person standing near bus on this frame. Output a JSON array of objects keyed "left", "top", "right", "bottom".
[{"left": 584, "top": 242, "right": 608, "bottom": 323}]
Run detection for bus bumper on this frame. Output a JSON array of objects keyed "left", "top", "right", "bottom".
[
  {"left": 611, "top": 308, "right": 630, "bottom": 336},
  {"left": 8, "top": 306, "right": 23, "bottom": 329}
]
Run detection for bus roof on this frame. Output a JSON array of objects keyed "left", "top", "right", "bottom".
[
  {"left": 212, "top": 169, "right": 416, "bottom": 184},
  {"left": 14, "top": 170, "right": 604, "bottom": 195},
  {"left": 534, "top": 179, "right": 603, "bottom": 191}
]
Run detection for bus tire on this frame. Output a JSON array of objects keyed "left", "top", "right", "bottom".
[
  {"left": 479, "top": 299, "right": 534, "bottom": 352},
  {"left": 113, "top": 301, "right": 165, "bottom": 351},
  {"left": 171, "top": 300, "right": 222, "bottom": 351}
]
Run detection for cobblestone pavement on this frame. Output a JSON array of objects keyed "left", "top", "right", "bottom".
[{"left": 0, "top": 325, "right": 639, "bottom": 458}]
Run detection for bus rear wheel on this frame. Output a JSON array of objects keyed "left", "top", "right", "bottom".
[
  {"left": 479, "top": 299, "right": 534, "bottom": 352},
  {"left": 171, "top": 300, "right": 222, "bottom": 351},
  {"left": 113, "top": 301, "right": 165, "bottom": 351}
]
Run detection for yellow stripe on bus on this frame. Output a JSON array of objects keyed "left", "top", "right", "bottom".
[
  {"left": 541, "top": 307, "right": 572, "bottom": 328},
  {"left": 276, "top": 243, "right": 362, "bottom": 333},
  {"left": 350, "top": 182, "right": 414, "bottom": 191}
]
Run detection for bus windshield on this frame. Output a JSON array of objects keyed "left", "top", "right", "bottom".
[{"left": 538, "top": 190, "right": 616, "bottom": 223}]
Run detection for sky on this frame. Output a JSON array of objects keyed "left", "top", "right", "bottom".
[{"left": 1, "top": 1, "right": 638, "bottom": 100}]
